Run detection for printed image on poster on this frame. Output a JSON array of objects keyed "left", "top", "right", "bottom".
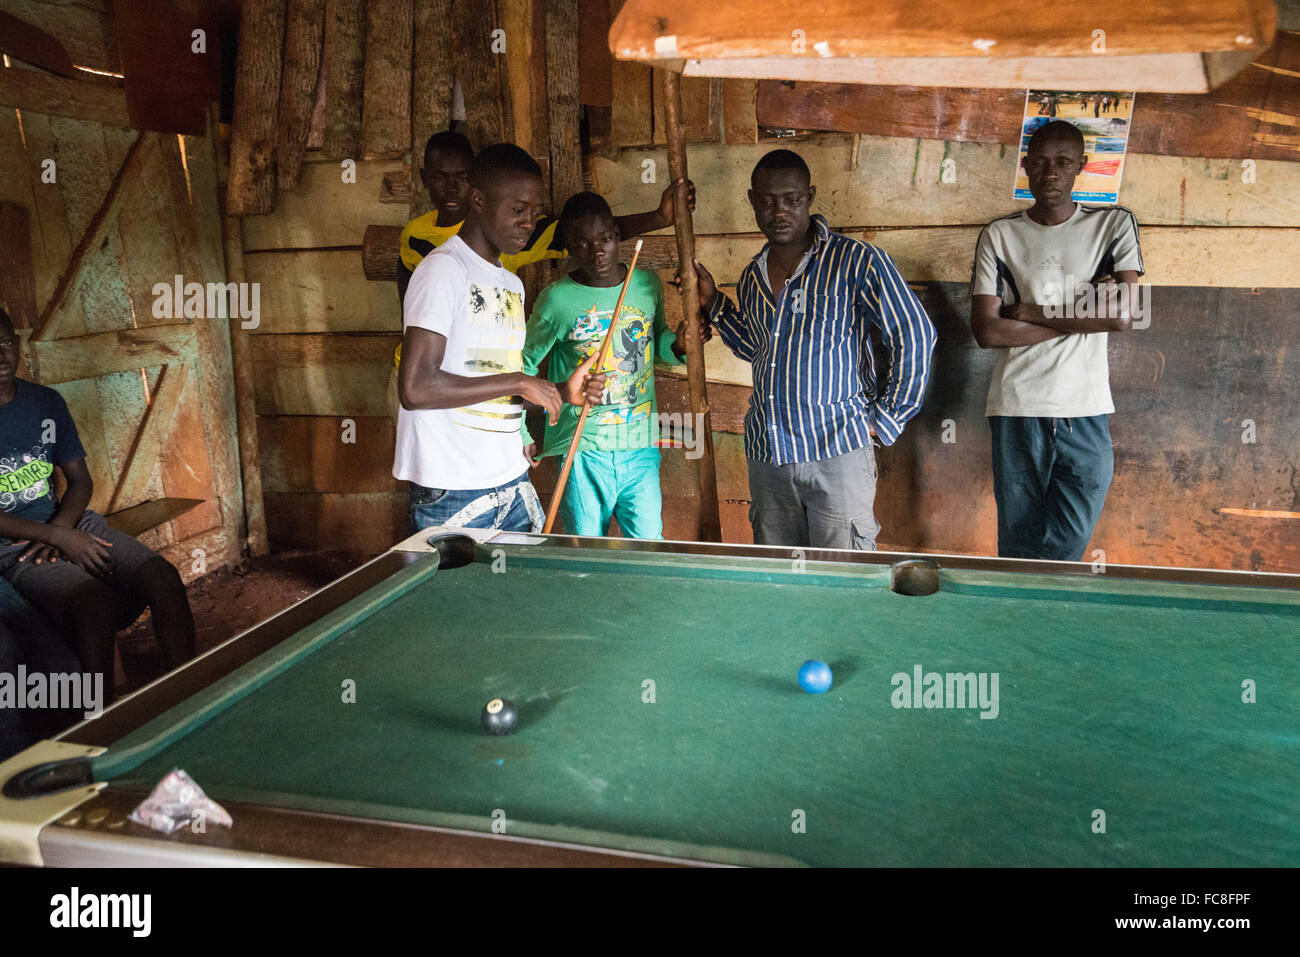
[{"left": 1014, "top": 90, "right": 1135, "bottom": 203}]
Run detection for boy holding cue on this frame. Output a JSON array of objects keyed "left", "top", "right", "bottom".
[{"left": 522, "top": 193, "right": 688, "bottom": 539}]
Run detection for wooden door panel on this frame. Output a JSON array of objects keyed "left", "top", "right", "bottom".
[
  {"left": 2, "top": 111, "right": 242, "bottom": 578},
  {"left": 49, "top": 377, "right": 117, "bottom": 516},
  {"left": 118, "top": 136, "right": 186, "bottom": 328}
]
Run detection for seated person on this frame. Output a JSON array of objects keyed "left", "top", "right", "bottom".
[
  {"left": 521, "top": 191, "right": 686, "bottom": 538},
  {"left": 0, "top": 308, "right": 196, "bottom": 709}
]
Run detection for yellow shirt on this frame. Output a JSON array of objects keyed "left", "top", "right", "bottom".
[
  {"left": 400, "top": 212, "right": 566, "bottom": 275},
  {"left": 396, "top": 213, "right": 567, "bottom": 367}
]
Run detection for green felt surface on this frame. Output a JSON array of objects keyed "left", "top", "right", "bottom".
[{"left": 102, "top": 548, "right": 1300, "bottom": 866}]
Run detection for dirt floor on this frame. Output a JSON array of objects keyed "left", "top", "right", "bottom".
[{"left": 116, "top": 550, "right": 364, "bottom": 695}]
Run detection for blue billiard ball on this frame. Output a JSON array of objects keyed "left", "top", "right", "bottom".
[{"left": 798, "top": 660, "right": 833, "bottom": 694}]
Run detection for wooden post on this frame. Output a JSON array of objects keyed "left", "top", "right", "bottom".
[
  {"left": 220, "top": 213, "right": 269, "bottom": 557},
  {"left": 227, "top": 0, "right": 286, "bottom": 215},
  {"left": 321, "top": 0, "right": 365, "bottom": 160},
  {"left": 546, "top": 0, "right": 582, "bottom": 210},
  {"left": 362, "top": 0, "right": 413, "bottom": 159},
  {"left": 361, "top": 224, "right": 403, "bottom": 280},
  {"left": 277, "top": 0, "right": 326, "bottom": 190},
  {"left": 451, "top": 0, "right": 505, "bottom": 149},
  {"left": 410, "top": 0, "right": 453, "bottom": 218},
  {"left": 662, "top": 69, "right": 721, "bottom": 542}
]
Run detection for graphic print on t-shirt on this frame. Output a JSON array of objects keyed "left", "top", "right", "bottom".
[
  {"left": 454, "top": 281, "right": 527, "bottom": 434},
  {"left": 0, "top": 447, "right": 54, "bottom": 513},
  {"left": 568, "top": 302, "right": 654, "bottom": 427}
]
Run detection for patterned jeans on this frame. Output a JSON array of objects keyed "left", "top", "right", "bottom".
[{"left": 407, "top": 473, "right": 544, "bottom": 536}]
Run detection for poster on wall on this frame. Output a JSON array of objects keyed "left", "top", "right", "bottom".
[{"left": 1014, "top": 90, "right": 1135, "bottom": 203}]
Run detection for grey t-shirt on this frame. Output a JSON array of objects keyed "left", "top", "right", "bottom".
[{"left": 971, "top": 204, "right": 1144, "bottom": 417}]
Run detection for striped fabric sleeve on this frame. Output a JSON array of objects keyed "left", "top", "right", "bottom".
[
  {"left": 860, "top": 247, "right": 937, "bottom": 445},
  {"left": 709, "top": 271, "right": 757, "bottom": 363}
]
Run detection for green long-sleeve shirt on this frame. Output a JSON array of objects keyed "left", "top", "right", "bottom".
[{"left": 522, "top": 268, "right": 682, "bottom": 456}]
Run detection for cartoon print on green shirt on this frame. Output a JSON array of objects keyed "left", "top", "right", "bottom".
[
  {"left": 569, "top": 303, "right": 654, "bottom": 426},
  {"left": 521, "top": 268, "right": 680, "bottom": 457}
]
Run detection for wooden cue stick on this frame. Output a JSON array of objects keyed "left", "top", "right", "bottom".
[{"left": 542, "top": 239, "right": 644, "bottom": 534}]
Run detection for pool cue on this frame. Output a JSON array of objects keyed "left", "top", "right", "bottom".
[{"left": 542, "top": 239, "right": 643, "bottom": 534}]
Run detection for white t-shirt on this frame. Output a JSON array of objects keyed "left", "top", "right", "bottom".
[
  {"left": 393, "top": 235, "right": 529, "bottom": 490},
  {"left": 971, "top": 204, "right": 1144, "bottom": 417}
]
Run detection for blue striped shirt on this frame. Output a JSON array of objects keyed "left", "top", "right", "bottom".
[{"left": 710, "top": 215, "right": 937, "bottom": 465}]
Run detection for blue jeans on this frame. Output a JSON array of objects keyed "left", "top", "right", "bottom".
[
  {"left": 408, "top": 473, "right": 544, "bottom": 535},
  {"left": 559, "top": 448, "right": 663, "bottom": 539},
  {"left": 990, "top": 415, "right": 1114, "bottom": 561}
]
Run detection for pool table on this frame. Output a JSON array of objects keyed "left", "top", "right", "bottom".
[{"left": 1, "top": 532, "right": 1297, "bottom": 867}]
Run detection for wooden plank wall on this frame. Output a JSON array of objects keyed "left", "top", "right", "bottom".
[
  {"left": 242, "top": 152, "right": 406, "bottom": 555},
  {"left": 244, "top": 0, "right": 1298, "bottom": 571}
]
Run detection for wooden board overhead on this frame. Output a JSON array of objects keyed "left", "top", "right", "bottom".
[
  {"left": 1, "top": 0, "right": 121, "bottom": 75},
  {"left": 451, "top": 0, "right": 505, "bottom": 149},
  {"left": 755, "top": 31, "right": 1300, "bottom": 162},
  {"left": 0, "top": 60, "right": 131, "bottom": 128},
  {"left": 579, "top": 0, "right": 614, "bottom": 107},
  {"left": 0, "top": 11, "right": 76, "bottom": 75},
  {"left": 609, "top": 0, "right": 1277, "bottom": 92},
  {"left": 112, "top": 0, "right": 220, "bottom": 135},
  {"left": 227, "top": 0, "right": 286, "bottom": 215},
  {"left": 547, "top": 0, "right": 583, "bottom": 208}
]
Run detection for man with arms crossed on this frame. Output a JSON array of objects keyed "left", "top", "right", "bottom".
[{"left": 971, "top": 120, "right": 1144, "bottom": 560}]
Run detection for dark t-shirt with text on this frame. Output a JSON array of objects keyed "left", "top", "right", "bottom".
[{"left": 0, "top": 378, "right": 86, "bottom": 529}]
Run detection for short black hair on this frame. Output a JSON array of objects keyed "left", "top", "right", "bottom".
[
  {"left": 469, "top": 143, "right": 543, "bottom": 191},
  {"left": 751, "top": 149, "right": 811, "bottom": 189},
  {"left": 1027, "top": 120, "right": 1085, "bottom": 154},
  {"left": 0, "top": 306, "right": 12, "bottom": 332},
  {"left": 423, "top": 129, "right": 473, "bottom": 167},
  {"left": 558, "top": 191, "right": 615, "bottom": 243}
]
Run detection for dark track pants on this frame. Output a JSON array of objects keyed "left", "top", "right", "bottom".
[{"left": 990, "top": 415, "right": 1113, "bottom": 561}]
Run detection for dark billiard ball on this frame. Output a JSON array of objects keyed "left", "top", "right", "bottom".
[{"left": 481, "top": 698, "right": 518, "bottom": 735}]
